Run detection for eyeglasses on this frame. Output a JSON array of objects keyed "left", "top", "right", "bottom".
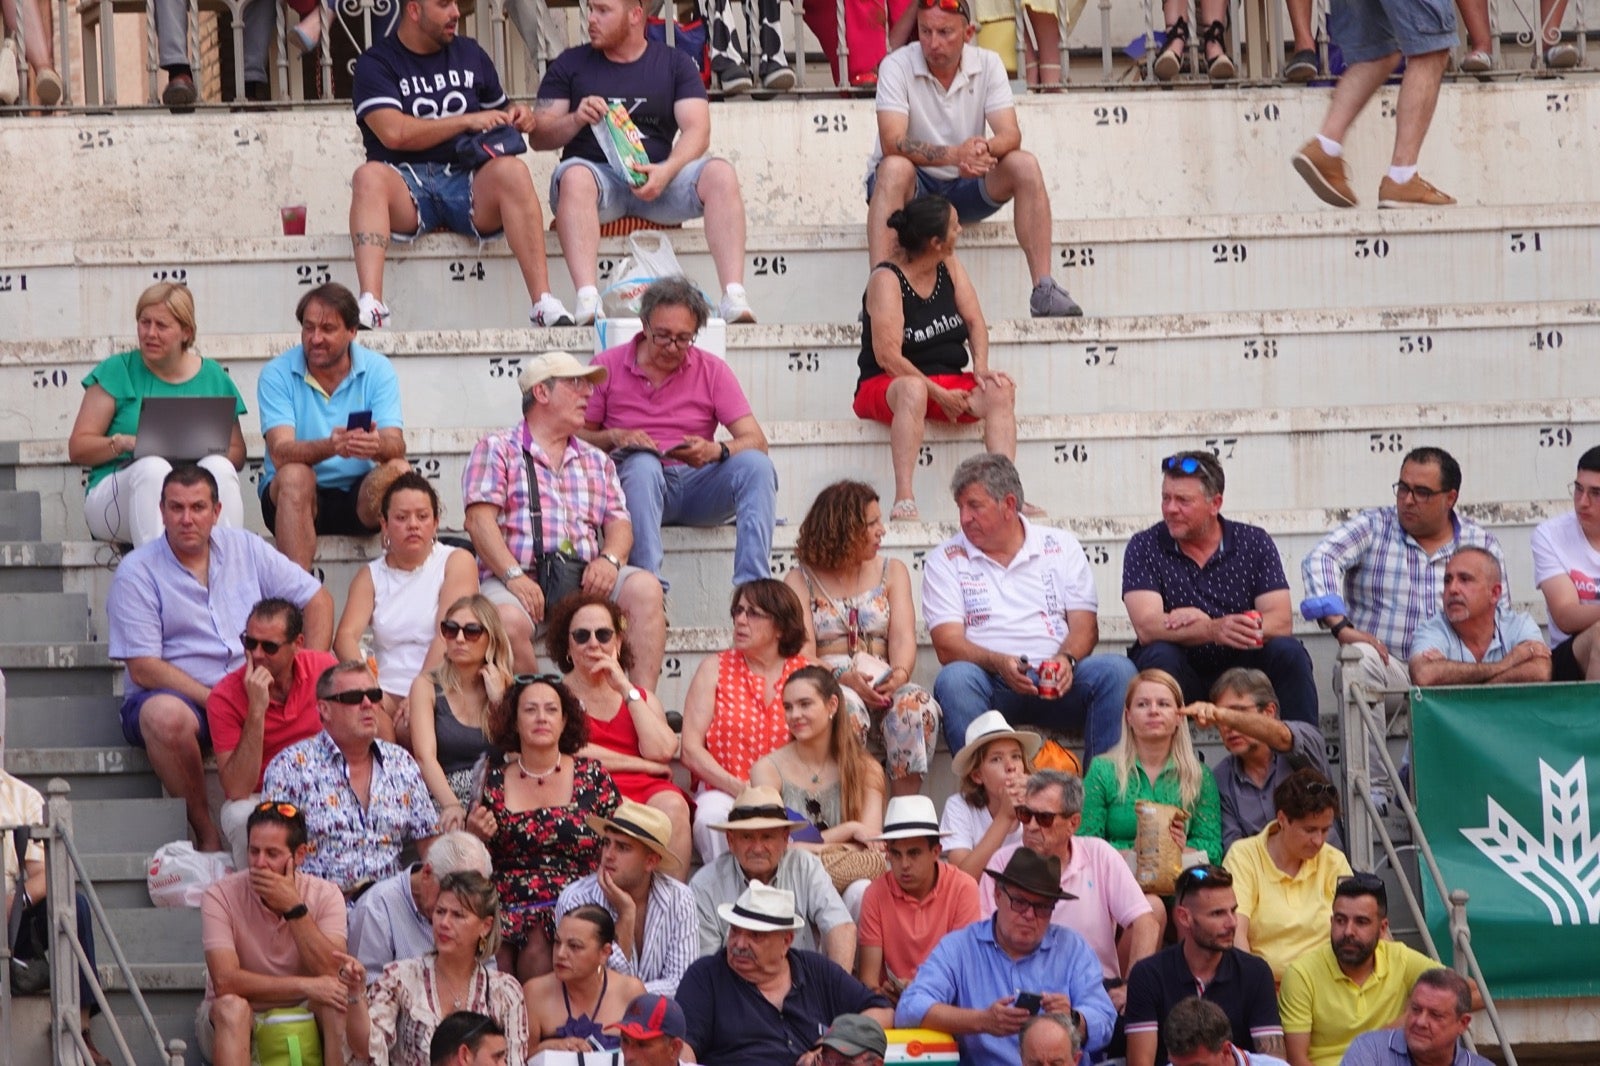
[
  {"left": 647, "top": 328, "right": 697, "bottom": 350},
  {"left": 1393, "top": 480, "right": 1445, "bottom": 502},
  {"left": 255, "top": 800, "right": 299, "bottom": 817},
  {"left": 998, "top": 885, "right": 1057, "bottom": 918},
  {"left": 325, "top": 687, "right": 383, "bottom": 706},
  {"left": 571, "top": 627, "right": 615, "bottom": 645},
  {"left": 918, "top": 0, "right": 972, "bottom": 18},
  {"left": 1161, "top": 455, "right": 1206, "bottom": 476},
  {"left": 1571, "top": 481, "right": 1600, "bottom": 504},
  {"left": 731, "top": 604, "right": 771, "bottom": 621},
  {"left": 241, "top": 635, "right": 284, "bottom": 654},
  {"left": 805, "top": 797, "right": 831, "bottom": 831},
  {"left": 1174, "top": 864, "right": 1233, "bottom": 902},
  {"left": 1014, "top": 805, "right": 1067, "bottom": 828},
  {"left": 440, "top": 620, "right": 487, "bottom": 639}
]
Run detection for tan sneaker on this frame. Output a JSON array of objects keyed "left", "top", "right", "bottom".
[
  {"left": 1292, "top": 139, "right": 1357, "bottom": 207},
  {"left": 1377, "top": 174, "right": 1456, "bottom": 207}
]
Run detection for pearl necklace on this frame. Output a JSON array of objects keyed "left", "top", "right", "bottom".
[{"left": 517, "top": 753, "right": 562, "bottom": 784}]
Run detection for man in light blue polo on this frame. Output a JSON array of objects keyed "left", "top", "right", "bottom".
[
  {"left": 257, "top": 282, "right": 410, "bottom": 570},
  {"left": 1339, "top": 970, "right": 1491, "bottom": 1066}
]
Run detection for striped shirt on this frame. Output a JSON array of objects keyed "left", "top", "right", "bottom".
[
  {"left": 1300, "top": 508, "right": 1506, "bottom": 660},
  {"left": 461, "top": 419, "right": 631, "bottom": 582},
  {"left": 556, "top": 872, "right": 698, "bottom": 996}
]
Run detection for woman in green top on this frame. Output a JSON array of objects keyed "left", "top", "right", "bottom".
[
  {"left": 68, "top": 283, "right": 247, "bottom": 546},
  {"left": 1080, "top": 667, "right": 1223, "bottom": 879}
]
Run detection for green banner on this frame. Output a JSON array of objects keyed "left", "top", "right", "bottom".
[{"left": 1412, "top": 683, "right": 1600, "bottom": 1000}]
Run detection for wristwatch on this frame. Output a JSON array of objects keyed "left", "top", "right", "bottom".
[
  {"left": 625, "top": 686, "right": 643, "bottom": 703},
  {"left": 502, "top": 564, "right": 525, "bottom": 582},
  {"left": 718, "top": 442, "right": 731, "bottom": 463},
  {"left": 601, "top": 552, "right": 622, "bottom": 569},
  {"left": 1328, "top": 618, "right": 1353, "bottom": 638},
  {"left": 281, "top": 903, "right": 309, "bottom": 921}
]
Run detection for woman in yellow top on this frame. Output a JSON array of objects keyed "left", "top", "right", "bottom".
[{"left": 1221, "top": 767, "right": 1351, "bottom": 982}]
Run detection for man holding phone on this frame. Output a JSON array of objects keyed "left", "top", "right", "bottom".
[{"left": 258, "top": 282, "right": 411, "bottom": 570}]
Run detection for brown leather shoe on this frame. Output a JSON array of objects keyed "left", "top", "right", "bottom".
[
  {"left": 1292, "top": 139, "right": 1357, "bottom": 207},
  {"left": 1377, "top": 174, "right": 1456, "bottom": 207}
]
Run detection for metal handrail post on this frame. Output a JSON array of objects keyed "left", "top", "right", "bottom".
[
  {"left": 1336, "top": 645, "right": 1377, "bottom": 870},
  {"left": 43, "top": 781, "right": 81, "bottom": 1065}
]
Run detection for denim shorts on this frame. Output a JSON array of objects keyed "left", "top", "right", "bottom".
[
  {"left": 864, "top": 169, "right": 1004, "bottom": 222},
  {"left": 389, "top": 162, "right": 504, "bottom": 242},
  {"left": 1329, "top": 0, "right": 1457, "bottom": 62},
  {"left": 548, "top": 156, "right": 713, "bottom": 225}
]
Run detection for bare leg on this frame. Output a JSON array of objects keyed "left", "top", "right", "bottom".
[
  {"left": 472, "top": 157, "right": 554, "bottom": 304},
  {"left": 967, "top": 375, "right": 1018, "bottom": 461},
  {"left": 697, "top": 160, "right": 748, "bottom": 289},
  {"left": 210, "top": 995, "right": 254, "bottom": 1066},
  {"left": 553, "top": 166, "right": 603, "bottom": 291},
  {"left": 1318, "top": 52, "right": 1401, "bottom": 144},
  {"left": 1024, "top": 9, "right": 1061, "bottom": 86},
  {"left": 1390, "top": 50, "right": 1447, "bottom": 167},
  {"left": 1540, "top": 0, "right": 1570, "bottom": 44},
  {"left": 884, "top": 376, "right": 929, "bottom": 506},
  {"left": 496, "top": 603, "right": 540, "bottom": 675},
  {"left": 1286, "top": 0, "right": 1314, "bottom": 51},
  {"left": 141, "top": 696, "right": 221, "bottom": 851},
  {"left": 1574, "top": 623, "right": 1600, "bottom": 680},
  {"left": 268, "top": 463, "right": 319, "bottom": 571},
  {"left": 349, "top": 162, "right": 418, "bottom": 303},
  {"left": 983, "top": 151, "right": 1054, "bottom": 283},
  {"left": 646, "top": 789, "right": 694, "bottom": 879},
  {"left": 1456, "top": 0, "right": 1491, "bottom": 51},
  {"left": 618, "top": 571, "right": 665, "bottom": 693},
  {"left": 867, "top": 157, "right": 919, "bottom": 267},
  {"left": 891, "top": 772, "right": 922, "bottom": 797}
]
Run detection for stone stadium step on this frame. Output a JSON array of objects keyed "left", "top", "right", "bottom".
[
  {"left": 6, "top": 695, "right": 126, "bottom": 749},
  {"left": 0, "top": 591, "right": 90, "bottom": 643},
  {"left": 9, "top": 746, "right": 161, "bottom": 801},
  {"left": 70, "top": 798, "right": 188, "bottom": 856},
  {"left": 0, "top": 490, "right": 43, "bottom": 541},
  {"left": 80, "top": 849, "right": 168, "bottom": 908},
  {"left": 4, "top": 300, "right": 1596, "bottom": 436},
  {"left": 1, "top": 84, "right": 1593, "bottom": 246},
  {"left": 3, "top": 204, "right": 1595, "bottom": 336},
  {"left": 101, "top": 906, "right": 204, "bottom": 966},
  {"left": 0, "top": 641, "right": 117, "bottom": 697}
]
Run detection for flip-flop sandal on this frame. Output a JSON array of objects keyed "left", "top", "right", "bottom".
[{"left": 890, "top": 499, "right": 920, "bottom": 521}]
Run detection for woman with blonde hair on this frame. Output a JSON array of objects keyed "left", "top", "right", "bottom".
[
  {"left": 1080, "top": 668, "right": 1222, "bottom": 865},
  {"left": 68, "top": 282, "right": 247, "bottom": 546},
  {"left": 405, "top": 594, "right": 514, "bottom": 825}
]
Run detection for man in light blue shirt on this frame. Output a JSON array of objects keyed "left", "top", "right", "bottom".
[
  {"left": 896, "top": 848, "right": 1115, "bottom": 1066},
  {"left": 1340, "top": 969, "right": 1492, "bottom": 1066},
  {"left": 257, "top": 282, "right": 410, "bottom": 569},
  {"left": 347, "top": 830, "right": 491, "bottom": 981},
  {"left": 1408, "top": 547, "right": 1550, "bottom": 686}
]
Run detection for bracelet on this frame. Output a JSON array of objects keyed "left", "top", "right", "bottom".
[{"left": 833, "top": 664, "right": 848, "bottom": 679}]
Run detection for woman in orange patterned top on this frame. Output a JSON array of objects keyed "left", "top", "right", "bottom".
[{"left": 680, "top": 579, "right": 812, "bottom": 866}]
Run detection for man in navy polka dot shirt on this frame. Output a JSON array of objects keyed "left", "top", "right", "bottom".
[{"left": 1120, "top": 451, "right": 1319, "bottom": 725}]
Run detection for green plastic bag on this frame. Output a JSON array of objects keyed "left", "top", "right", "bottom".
[{"left": 592, "top": 101, "right": 651, "bottom": 189}]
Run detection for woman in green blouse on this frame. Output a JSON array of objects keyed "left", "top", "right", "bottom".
[{"left": 1080, "top": 668, "right": 1223, "bottom": 889}]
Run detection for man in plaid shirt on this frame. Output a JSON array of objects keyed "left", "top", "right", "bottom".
[{"left": 463, "top": 351, "right": 666, "bottom": 687}]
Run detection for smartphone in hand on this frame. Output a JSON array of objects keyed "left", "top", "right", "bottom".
[
  {"left": 1014, "top": 991, "right": 1043, "bottom": 1015},
  {"left": 346, "top": 410, "right": 374, "bottom": 431}
]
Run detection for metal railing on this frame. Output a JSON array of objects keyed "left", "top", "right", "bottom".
[
  {"left": 0, "top": 780, "right": 185, "bottom": 1066},
  {"left": 1336, "top": 644, "right": 1519, "bottom": 1066}
]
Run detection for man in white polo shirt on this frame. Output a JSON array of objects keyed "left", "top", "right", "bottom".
[
  {"left": 864, "top": 0, "right": 1080, "bottom": 317},
  {"left": 922, "top": 453, "right": 1137, "bottom": 763}
]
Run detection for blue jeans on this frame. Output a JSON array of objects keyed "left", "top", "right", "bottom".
[
  {"left": 934, "top": 655, "right": 1138, "bottom": 765},
  {"left": 615, "top": 449, "right": 778, "bottom": 590},
  {"left": 1128, "top": 637, "right": 1320, "bottom": 725}
]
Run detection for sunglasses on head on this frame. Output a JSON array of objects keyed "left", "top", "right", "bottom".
[
  {"left": 1174, "top": 863, "right": 1233, "bottom": 901},
  {"left": 255, "top": 800, "right": 299, "bottom": 817},
  {"left": 918, "top": 0, "right": 971, "bottom": 17},
  {"left": 572, "top": 627, "right": 615, "bottom": 645},
  {"left": 1014, "top": 805, "right": 1066, "bottom": 827},
  {"left": 241, "top": 634, "right": 284, "bottom": 654},
  {"left": 514, "top": 673, "right": 565, "bottom": 687},
  {"left": 1161, "top": 455, "right": 1206, "bottom": 476},
  {"left": 326, "top": 687, "right": 383, "bottom": 706},
  {"left": 440, "top": 620, "right": 487, "bottom": 639},
  {"left": 1303, "top": 781, "right": 1339, "bottom": 798}
]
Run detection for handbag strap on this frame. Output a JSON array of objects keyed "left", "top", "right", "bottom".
[
  {"left": 7, "top": 826, "right": 32, "bottom": 950},
  {"left": 521, "top": 448, "right": 547, "bottom": 564}
]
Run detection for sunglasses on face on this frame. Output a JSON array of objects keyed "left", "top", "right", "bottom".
[
  {"left": 325, "top": 687, "right": 383, "bottom": 706},
  {"left": 255, "top": 800, "right": 299, "bottom": 817},
  {"left": 998, "top": 885, "right": 1057, "bottom": 918},
  {"left": 440, "top": 620, "right": 487, "bottom": 639},
  {"left": 1161, "top": 455, "right": 1206, "bottom": 476},
  {"left": 1014, "top": 805, "right": 1065, "bottom": 827},
  {"left": 241, "top": 635, "right": 284, "bottom": 654},
  {"left": 572, "top": 627, "right": 616, "bottom": 645}
]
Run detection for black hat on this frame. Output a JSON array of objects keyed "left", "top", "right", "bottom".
[{"left": 985, "top": 846, "right": 1077, "bottom": 901}]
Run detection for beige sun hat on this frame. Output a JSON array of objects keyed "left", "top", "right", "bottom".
[{"left": 951, "top": 709, "right": 1044, "bottom": 782}]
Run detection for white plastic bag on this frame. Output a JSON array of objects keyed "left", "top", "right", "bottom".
[
  {"left": 147, "top": 840, "right": 234, "bottom": 908},
  {"left": 599, "top": 231, "right": 685, "bottom": 319}
]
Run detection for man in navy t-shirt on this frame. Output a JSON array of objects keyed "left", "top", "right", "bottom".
[
  {"left": 530, "top": 0, "right": 757, "bottom": 327},
  {"left": 349, "top": 0, "right": 573, "bottom": 331}
]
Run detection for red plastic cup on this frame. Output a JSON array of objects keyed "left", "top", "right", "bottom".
[{"left": 280, "top": 205, "right": 307, "bottom": 236}]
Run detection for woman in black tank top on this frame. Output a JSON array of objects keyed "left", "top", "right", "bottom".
[{"left": 854, "top": 194, "right": 1028, "bottom": 523}]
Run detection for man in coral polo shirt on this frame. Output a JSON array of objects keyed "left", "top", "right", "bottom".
[{"left": 206, "top": 598, "right": 337, "bottom": 870}]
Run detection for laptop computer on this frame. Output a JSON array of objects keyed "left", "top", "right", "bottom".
[{"left": 132, "top": 396, "right": 237, "bottom": 461}]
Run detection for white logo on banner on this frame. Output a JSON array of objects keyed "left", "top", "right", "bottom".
[{"left": 1461, "top": 758, "right": 1600, "bottom": 926}]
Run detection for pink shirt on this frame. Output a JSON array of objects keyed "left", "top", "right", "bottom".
[
  {"left": 585, "top": 337, "right": 753, "bottom": 459},
  {"left": 200, "top": 868, "right": 347, "bottom": 1002},
  {"left": 979, "top": 837, "right": 1153, "bottom": 978}
]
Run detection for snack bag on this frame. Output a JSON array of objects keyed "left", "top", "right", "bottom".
[{"left": 592, "top": 102, "right": 650, "bottom": 188}]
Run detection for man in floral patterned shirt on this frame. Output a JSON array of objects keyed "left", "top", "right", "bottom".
[{"left": 263, "top": 660, "right": 439, "bottom": 895}]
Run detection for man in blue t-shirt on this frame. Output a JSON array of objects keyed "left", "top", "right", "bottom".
[
  {"left": 531, "top": 0, "right": 757, "bottom": 327},
  {"left": 257, "top": 283, "right": 411, "bottom": 570},
  {"left": 349, "top": 0, "right": 573, "bottom": 331}
]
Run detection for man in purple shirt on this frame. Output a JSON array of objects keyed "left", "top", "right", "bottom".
[
  {"left": 106, "top": 465, "right": 332, "bottom": 852},
  {"left": 1121, "top": 451, "right": 1317, "bottom": 725},
  {"left": 580, "top": 277, "right": 777, "bottom": 590}
]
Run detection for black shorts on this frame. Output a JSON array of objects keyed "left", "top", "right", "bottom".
[
  {"left": 260, "top": 480, "right": 379, "bottom": 536},
  {"left": 1552, "top": 636, "right": 1585, "bottom": 681}
]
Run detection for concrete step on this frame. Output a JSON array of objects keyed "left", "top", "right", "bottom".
[
  {"left": 81, "top": 849, "right": 168, "bottom": 907},
  {"left": 0, "top": 642, "right": 116, "bottom": 697},
  {"left": 102, "top": 907, "right": 204, "bottom": 966},
  {"left": 5, "top": 695, "right": 127, "bottom": 749},
  {"left": 11, "top": 746, "right": 162, "bottom": 801},
  {"left": 0, "top": 489, "right": 43, "bottom": 540},
  {"left": 69, "top": 798, "right": 187, "bottom": 856},
  {"left": 4, "top": 203, "right": 1597, "bottom": 335},
  {"left": 3, "top": 301, "right": 1596, "bottom": 435},
  {"left": 1, "top": 83, "right": 1595, "bottom": 245},
  {"left": 0, "top": 591, "right": 91, "bottom": 643}
]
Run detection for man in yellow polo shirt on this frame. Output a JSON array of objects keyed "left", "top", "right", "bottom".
[{"left": 1278, "top": 875, "right": 1479, "bottom": 1066}]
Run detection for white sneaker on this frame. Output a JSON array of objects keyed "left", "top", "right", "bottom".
[
  {"left": 573, "top": 287, "right": 601, "bottom": 326},
  {"left": 0, "top": 40, "right": 20, "bottom": 106},
  {"left": 357, "top": 292, "right": 390, "bottom": 330},
  {"left": 531, "top": 293, "right": 575, "bottom": 327},
  {"left": 719, "top": 284, "right": 755, "bottom": 324}
]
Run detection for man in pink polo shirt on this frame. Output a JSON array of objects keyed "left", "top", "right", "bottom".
[
  {"left": 580, "top": 276, "right": 777, "bottom": 589},
  {"left": 978, "top": 769, "right": 1160, "bottom": 1011},
  {"left": 856, "top": 794, "right": 981, "bottom": 1004},
  {"left": 206, "top": 598, "right": 338, "bottom": 870}
]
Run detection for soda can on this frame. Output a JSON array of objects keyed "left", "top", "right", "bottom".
[
  {"left": 1245, "top": 610, "right": 1263, "bottom": 646},
  {"left": 1037, "top": 659, "right": 1064, "bottom": 699}
]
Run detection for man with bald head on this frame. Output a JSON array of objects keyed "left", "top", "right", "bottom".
[{"left": 1407, "top": 547, "right": 1549, "bottom": 686}]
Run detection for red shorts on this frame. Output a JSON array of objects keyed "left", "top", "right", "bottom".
[{"left": 853, "top": 372, "right": 982, "bottom": 424}]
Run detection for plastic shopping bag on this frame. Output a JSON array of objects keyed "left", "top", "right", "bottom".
[
  {"left": 147, "top": 840, "right": 233, "bottom": 908},
  {"left": 599, "top": 231, "right": 686, "bottom": 319},
  {"left": 591, "top": 101, "right": 651, "bottom": 188}
]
